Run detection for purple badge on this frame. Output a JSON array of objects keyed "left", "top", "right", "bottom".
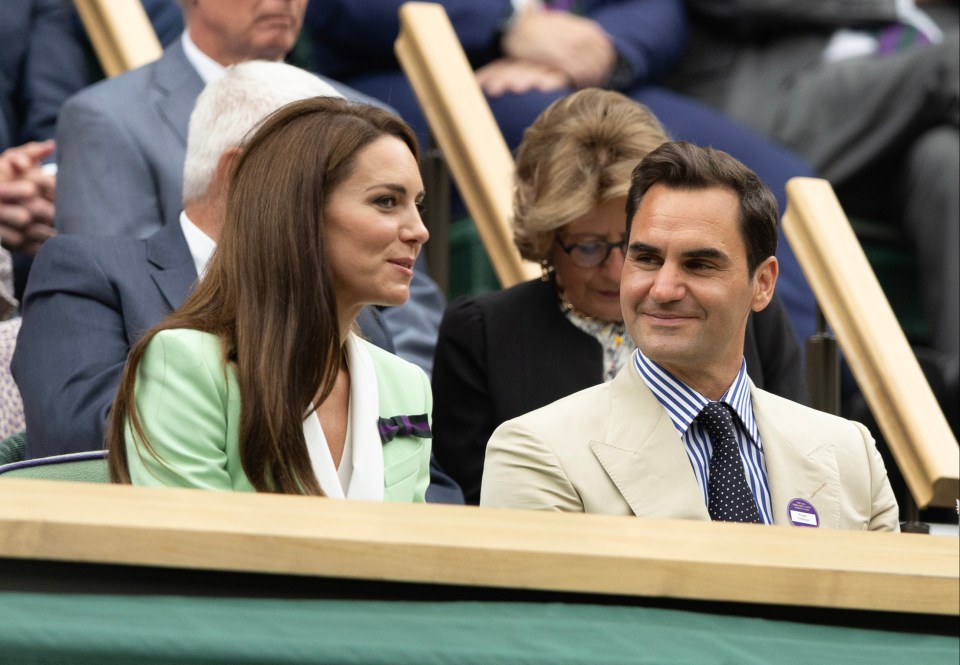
[{"left": 787, "top": 498, "right": 819, "bottom": 527}]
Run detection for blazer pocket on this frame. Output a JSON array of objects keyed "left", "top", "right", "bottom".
[{"left": 383, "top": 438, "right": 425, "bottom": 501}]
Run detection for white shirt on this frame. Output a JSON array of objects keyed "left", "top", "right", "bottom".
[
  {"left": 822, "top": 0, "right": 942, "bottom": 63},
  {"left": 181, "top": 30, "right": 226, "bottom": 84},
  {"left": 633, "top": 350, "right": 774, "bottom": 524},
  {"left": 302, "top": 333, "right": 384, "bottom": 501},
  {"left": 179, "top": 211, "right": 216, "bottom": 278}
]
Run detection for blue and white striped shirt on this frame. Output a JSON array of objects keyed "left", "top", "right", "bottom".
[{"left": 633, "top": 350, "right": 774, "bottom": 524}]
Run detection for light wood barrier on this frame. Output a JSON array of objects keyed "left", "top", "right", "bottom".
[
  {"left": 783, "top": 178, "right": 959, "bottom": 509},
  {"left": 73, "top": 0, "right": 162, "bottom": 78},
  {"left": 0, "top": 478, "right": 956, "bottom": 616},
  {"left": 395, "top": 2, "right": 540, "bottom": 287}
]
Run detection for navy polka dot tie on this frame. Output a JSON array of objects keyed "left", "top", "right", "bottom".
[{"left": 696, "top": 402, "right": 761, "bottom": 523}]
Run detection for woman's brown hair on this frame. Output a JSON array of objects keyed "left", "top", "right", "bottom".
[{"left": 107, "top": 97, "right": 419, "bottom": 494}]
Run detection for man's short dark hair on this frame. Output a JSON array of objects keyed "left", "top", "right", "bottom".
[{"left": 626, "top": 141, "right": 779, "bottom": 276}]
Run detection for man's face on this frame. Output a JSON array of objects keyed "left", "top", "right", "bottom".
[
  {"left": 188, "top": 0, "right": 306, "bottom": 65},
  {"left": 620, "top": 184, "right": 776, "bottom": 391}
]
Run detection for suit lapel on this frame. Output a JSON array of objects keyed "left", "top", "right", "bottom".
[
  {"left": 366, "top": 341, "right": 426, "bottom": 502},
  {"left": 752, "top": 387, "right": 841, "bottom": 528},
  {"left": 146, "top": 222, "right": 199, "bottom": 311},
  {"left": 151, "top": 41, "right": 205, "bottom": 146},
  {"left": 590, "top": 368, "right": 709, "bottom": 520}
]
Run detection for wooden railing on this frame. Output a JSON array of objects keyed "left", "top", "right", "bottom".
[
  {"left": 395, "top": 2, "right": 539, "bottom": 287},
  {"left": 73, "top": 0, "right": 162, "bottom": 78},
  {"left": 783, "top": 178, "right": 959, "bottom": 509},
  {"left": 1, "top": 478, "right": 956, "bottom": 615}
]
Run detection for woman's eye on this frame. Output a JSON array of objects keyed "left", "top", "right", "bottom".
[
  {"left": 375, "top": 195, "right": 398, "bottom": 208},
  {"left": 573, "top": 244, "right": 602, "bottom": 258}
]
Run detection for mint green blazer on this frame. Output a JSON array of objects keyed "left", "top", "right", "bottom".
[{"left": 125, "top": 329, "right": 432, "bottom": 502}]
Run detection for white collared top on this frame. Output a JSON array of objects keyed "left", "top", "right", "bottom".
[
  {"left": 180, "top": 30, "right": 226, "bottom": 84},
  {"left": 179, "top": 211, "right": 216, "bottom": 278},
  {"left": 302, "top": 333, "right": 384, "bottom": 501}
]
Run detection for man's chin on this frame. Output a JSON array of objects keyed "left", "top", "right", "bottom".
[
  {"left": 638, "top": 336, "right": 693, "bottom": 367},
  {"left": 252, "top": 36, "right": 298, "bottom": 61}
]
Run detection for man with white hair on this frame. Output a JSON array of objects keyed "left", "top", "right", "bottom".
[
  {"left": 54, "top": 0, "right": 343, "bottom": 238},
  {"left": 13, "top": 62, "right": 388, "bottom": 460}
]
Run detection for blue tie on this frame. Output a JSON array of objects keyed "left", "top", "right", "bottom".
[{"left": 697, "top": 402, "right": 761, "bottom": 523}]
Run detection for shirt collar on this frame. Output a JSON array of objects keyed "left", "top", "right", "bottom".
[
  {"left": 632, "top": 349, "right": 760, "bottom": 446},
  {"left": 181, "top": 30, "right": 226, "bottom": 85},
  {"left": 179, "top": 211, "right": 217, "bottom": 278}
]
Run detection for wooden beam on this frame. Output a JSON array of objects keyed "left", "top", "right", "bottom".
[
  {"left": 395, "top": 2, "right": 540, "bottom": 287},
  {"left": 1, "top": 478, "right": 956, "bottom": 615},
  {"left": 73, "top": 0, "right": 162, "bottom": 78},
  {"left": 783, "top": 177, "right": 959, "bottom": 509}
]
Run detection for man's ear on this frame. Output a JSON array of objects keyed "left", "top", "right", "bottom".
[
  {"left": 213, "top": 146, "right": 243, "bottom": 193},
  {"left": 750, "top": 255, "right": 778, "bottom": 312}
]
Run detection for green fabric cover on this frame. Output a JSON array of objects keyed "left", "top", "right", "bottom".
[
  {"left": 0, "top": 431, "right": 25, "bottom": 466},
  {"left": 448, "top": 217, "right": 499, "bottom": 298},
  {"left": 0, "top": 456, "right": 109, "bottom": 482},
  {"left": 0, "top": 594, "right": 955, "bottom": 664}
]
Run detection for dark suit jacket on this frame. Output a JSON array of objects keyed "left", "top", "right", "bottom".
[
  {"left": 11, "top": 222, "right": 393, "bottom": 458},
  {"left": 0, "top": 0, "right": 88, "bottom": 150},
  {"left": 667, "top": 0, "right": 901, "bottom": 138},
  {"left": 307, "top": 0, "right": 687, "bottom": 88},
  {"left": 431, "top": 277, "right": 808, "bottom": 504},
  {"left": 55, "top": 39, "right": 201, "bottom": 237}
]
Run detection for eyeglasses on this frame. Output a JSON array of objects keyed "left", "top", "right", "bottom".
[{"left": 555, "top": 236, "right": 626, "bottom": 268}]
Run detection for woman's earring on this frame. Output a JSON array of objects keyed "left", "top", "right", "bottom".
[{"left": 540, "top": 260, "right": 551, "bottom": 282}]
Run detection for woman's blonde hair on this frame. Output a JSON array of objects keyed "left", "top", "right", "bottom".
[{"left": 512, "top": 89, "right": 669, "bottom": 262}]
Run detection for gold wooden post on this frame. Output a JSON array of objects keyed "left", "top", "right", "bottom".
[
  {"left": 395, "top": 2, "right": 539, "bottom": 287},
  {"left": 1, "top": 478, "right": 956, "bottom": 615},
  {"left": 783, "top": 177, "right": 959, "bottom": 509},
  {"left": 73, "top": 0, "right": 163, "bottom": 78}
]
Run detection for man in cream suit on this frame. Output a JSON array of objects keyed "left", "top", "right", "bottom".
[{"left": 481, "top": 141, "right": 898, "bottom": 530}]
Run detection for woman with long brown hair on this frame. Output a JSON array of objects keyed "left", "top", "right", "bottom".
[{"left": 108, "top": 97, "right": 433, "bottom": 501}]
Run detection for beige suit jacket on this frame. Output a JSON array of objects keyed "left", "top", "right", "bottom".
[{"left": 481, "top": 364, "right": 899, "bottom": 531}]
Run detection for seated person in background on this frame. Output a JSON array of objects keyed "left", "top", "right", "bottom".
[
  {"left": 669, "top": 1, "right": 958, "bottom": 372},
  {"left": 481, "top": 140, "right": 898, "bottom": 531},
  {"left": 55, "top": 0, "right": 329, "bottom": 238},
  {"left": 108, "top": 97, "right": 433, "bottom": 501},
  {"left": 305, "top": 0, "right": 818, "bottom": 343},
  {"left": 0, "top": 142, "right": 54, "bottom": 259},
  {"left": 0, "top": 247, "right": 23, "bottom": 440},
  {"left": 1, "top": 0, "right": 89, "bottom": 294},
  {"left": 432, "top": 90, "right": 806, "bottom": 505},
  {"left": 53, "top": 0, "right": 444, "bottom": 374}
]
